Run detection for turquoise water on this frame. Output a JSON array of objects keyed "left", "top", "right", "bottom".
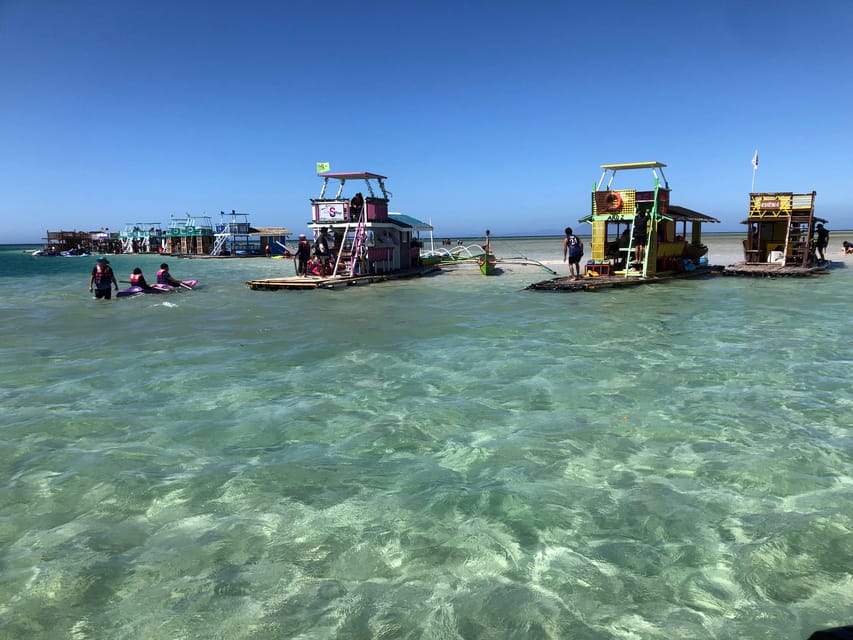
[{"left": 1, "top": 235, "right": 852, "bottom": 639}]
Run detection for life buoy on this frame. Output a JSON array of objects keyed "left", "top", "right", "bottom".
[{"left": 604, "top": 192, "right": 623, "bottom": 212}]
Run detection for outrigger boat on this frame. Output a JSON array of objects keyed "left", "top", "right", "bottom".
[
  {"left": 478, "top": 230, "right": 497, "bottom": 275},
  {"left": 527, "top": 161, "right": 720, "bottom": 291},
  {"left": 723, "top": 191, "right": 830, "bottom": 277},
  {"left": 247, "top": 171, "right": 437, "bottom": 290},
  {"left": 420, "top": 243, "right": 487, "bottom": 267},
  {"left": 420, "top": 230, "right": 554, "bottom": 275}
]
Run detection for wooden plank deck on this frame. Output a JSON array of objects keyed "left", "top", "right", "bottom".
[
  {"left": 247, "top": 266, "right": 440, "bottom": 290},
  {"left": 525, "top": 266, "right": 723, "bottom": 292},
  {"left": 722, "top": 262, "right": 832, "bottom": 277}
]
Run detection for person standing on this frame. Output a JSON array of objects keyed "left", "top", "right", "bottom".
[
  {"left": 562, "top": 227, "right": 584, "bottom": 280},
  {"left": 296, "top": 233, "right": 312, "bottom": 276},
  {"left": 349, "top": 192, "right": 364, "bottom": 221},
  {"left": 814, "top": 223, "right": 829, "bottom": 262},
  {"left": 314, "top": 227, "right": 332, "bottom": 275},
  {"left": 632, "top": 209, "right": 650, "bottom": 265},
  {"left": 89, "top": 256, "right": 119, "bottom": 299}
]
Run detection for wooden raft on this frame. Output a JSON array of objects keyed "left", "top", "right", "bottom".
[
  {"left": 525, "top": 266, "right": 723, "bottom": 292},
  {"left": 721, "top": 262, "right": 832, "bottom": 278},
  {"left": 247, "top": 266, "right": 440, "bottom": 290}
]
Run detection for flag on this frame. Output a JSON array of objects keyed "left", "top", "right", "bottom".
[
  {"left": 752, "top": 150, "right": 758, "bottom": 170},
  {"left": 316, "top": 162, "right": 330, "bottom": 174}
]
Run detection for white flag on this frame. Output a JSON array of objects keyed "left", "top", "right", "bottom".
[{"left": 752, "top": 150, "right": 759, "bottom": 169}]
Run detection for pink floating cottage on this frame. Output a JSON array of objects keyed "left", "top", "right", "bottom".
[
  {"left": 308, "top": 171, "right": 432, "bottom": 277},
  {"left": 247, "top": 171, "right": 434, "bottom": 290}
]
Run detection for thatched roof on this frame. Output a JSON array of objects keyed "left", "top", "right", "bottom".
[
  {"left": 666, "top": 205, "right": 719, "bottom": 224},
  {"left": 249, "top": 227, "right": 291, "bottom": 236}
]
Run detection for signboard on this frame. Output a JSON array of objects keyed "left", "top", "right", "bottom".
[
  {"left": 759, "top": 199, "right": 781, "bottom": 210},
  {"left": 316, "top": 202, "right": 346, "bottom": 222}
]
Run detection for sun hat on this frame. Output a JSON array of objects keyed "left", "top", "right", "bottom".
[
  {"left": 97, "top": 256, "right": 109, "bottom": 263},
  {"left": 299, "top": 233, "right": 306, "bottom": 239}
]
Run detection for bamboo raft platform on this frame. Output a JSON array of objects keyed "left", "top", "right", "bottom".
[
  {"left": 247, "top": 266, "right": 440, "bottom": 290},
  {"left": 525, "top": 265, "right": 723, "bottom": 292},
  {"left": 722, "top": 262, "right": 832, "bottom": 278}
]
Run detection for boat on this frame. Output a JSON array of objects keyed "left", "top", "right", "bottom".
[
  {"left": 116, "top": 280, "right": 198, "bottom": 297},
  {"left": 31, "top": 246, "right": 90, "bottom": 257},
  {"left": 420, "top": 243, "right": 487, "bottom": 266},
  {"left": 478, "top": 230, "right": 497, "bottom": 275},
  {"left": 247, "top": 171, "right": 438, "bottom": 290},
  {"left": 420, "top": 235, "right": 555, "bottom": 275},
  {"left": 723, "top": 191, "right": 831, "bottom": 277},
  {"left": 527, "top": 161, "right": 720, "bottom": 291}
]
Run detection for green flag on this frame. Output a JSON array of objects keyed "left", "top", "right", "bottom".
[{"left": 316, "top": 162, "right": 330, "bottom": 174}]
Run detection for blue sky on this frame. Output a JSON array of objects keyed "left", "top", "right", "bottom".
[{"left": 2, "top": 0, "right": 852, "bottom": 243}]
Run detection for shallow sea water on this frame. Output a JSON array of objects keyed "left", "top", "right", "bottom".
[{"left": 1, "top": 234, "right": 852, "bottom": 639}]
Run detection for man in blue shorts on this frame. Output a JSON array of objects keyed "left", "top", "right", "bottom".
[{"left": 562, "top": 227, "right": 584, "bottom": 280}]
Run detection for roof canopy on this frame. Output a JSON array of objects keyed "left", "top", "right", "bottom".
[
  {"left": 597, "top": 161, "right": 669, "bottom": 191},
  {"left": 600, "top": 161, "right": 667, "bottom": 171},
  {"left": 667, "top": 205, "right": 719, "bottom": 224},
  {"left": 579, "top": 204, "right": 718, "bottom": 225},
  {"left": 250, "top": 226, "right": 291, "bottom": 235},
  {"left": 316, "top": 172, "right": 387, "bottom": 180},
  {"left": 317, "top": 171, "right": 390, "bottom": 200},
  {"left": 739, "top": 216, "right": 827, "bottom": 225},
  {"left": 388, "top": 212, "right": 432, "bottom": 231}
]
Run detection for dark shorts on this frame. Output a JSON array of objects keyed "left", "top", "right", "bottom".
[
  {"left": 94, "top": 287, "right": 112, "bottom": 300},
  {"left": 633, "top": 234, "right": 648, "bottom": 246},
  {"left": 568, "top": 254, "right": 582, "bottom": 265}
]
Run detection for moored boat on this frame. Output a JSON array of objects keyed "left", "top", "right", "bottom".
[{"left": 478, "top": 230, "right": 497, "bottom": 276}]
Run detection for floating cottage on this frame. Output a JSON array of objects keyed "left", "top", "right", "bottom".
[
  {"left": 247, "top": 171, "right": 435, "bottom": 290},
  {"left": 38, "top": 229, "right": 120, "bottom": 255},
  {"left": 213, "top": 210, "right": 291, "bottom": 257},
  {"left": 723, "top": 191, "right": 829, "bottom": 277},
  {"left": 527, "top": 161, "right": 720, "bottom": 291},
  {"left": 162, "top": 215, "right": 215, "bottom": 255},
  {"left": 118, "top": 223, "right": 164, "bottom": 254}
]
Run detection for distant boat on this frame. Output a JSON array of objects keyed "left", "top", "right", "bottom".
[{"left": 32, "top": 246, "right": 90, "bottom": 257}]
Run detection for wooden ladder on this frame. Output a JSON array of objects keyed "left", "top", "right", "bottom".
[{"left": 786, "top": 218, "right": 810, "bottom": 267}]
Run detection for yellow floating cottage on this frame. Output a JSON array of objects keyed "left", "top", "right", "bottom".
[
  {"left": 528, "top": 161, "right": 720, "bottom": 291},
  {"left": 723, "top": 191, "right": 830, "bottom": 277}
]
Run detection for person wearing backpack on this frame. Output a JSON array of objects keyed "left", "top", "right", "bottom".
[{"left": 562, "top": 227, "right": 584, "bottom": 280}]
